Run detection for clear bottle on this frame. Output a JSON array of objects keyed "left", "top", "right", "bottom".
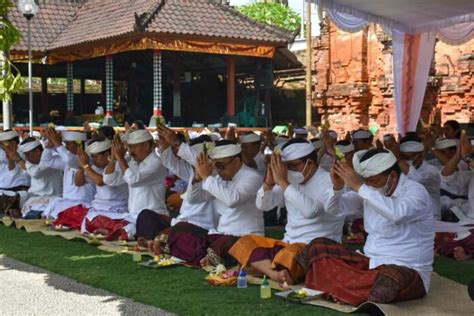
[
  {"left": 260, "top": 275, "right": 271, "bottom": 299},
  {"left": 236, "top": 269, "right": 247, "bottom": 288}
]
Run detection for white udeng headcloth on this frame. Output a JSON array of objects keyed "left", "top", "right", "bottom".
[
  {"left": 281, "top": 142, "right": 315, "bottom": 162},
  {"left": 18, "top": 140, "right": 42, "bottom": 154},
  {"left": 62, "top": 131, "right": 87, "bottom": 142},
  {"left": 208, "top": 144, "right": 241, "bottom": 160},
  {"left": 86, "top": 139, "right": 112, "bottom": 155},
  {"left": 352, "top": 130, "right": 372, "bottom": 140},
  {"left": 335, "top": 143, "right": 355, "bottom": 154},
  {"left": 435, "top": 138, "right": 457, "bottom": 150},
  {"left": 127, "top": 130, "right": 153, "bottom": 145},
  {"left": 353, "top": 150, "right": 397, "bottom": 178},
  {"left": 240, "top": 133, "right": 261, "bottom": 144},
  {"left": 400, "top": 141, "right": 424, "bottom": 153},
  {"left": 0, "top": 130, "right": 18, "bottom": 141}
]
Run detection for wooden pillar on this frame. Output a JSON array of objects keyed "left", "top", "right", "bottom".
[
  {"left": 226, "top": 56, "right": 235, "bottom": 117},
  {"left": 41, "top": 76, "right": 48, "bottom": 117},
  {"left": 173, "top": 56, "right": 181, "bottom": 118}
]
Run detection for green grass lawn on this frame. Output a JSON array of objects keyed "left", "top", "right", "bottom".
[{"left": 0, "top": 224, "right": 472, "bottom": 315}]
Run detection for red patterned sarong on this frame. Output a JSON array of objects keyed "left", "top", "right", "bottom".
[
  {"left": 296, "top": 238, "right": 426, "bottom": 306},
  {"left": 52, "top": 205, "right": 87, "bottom": 230},
  {"left": 85, "top": 215, "right": 129, "bottom": 241},
  {"left": 435, "top": 229, "right": 474, "bottom": 257}
]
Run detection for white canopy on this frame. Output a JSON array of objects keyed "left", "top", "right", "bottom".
[{"left": 313, "top": 0, "right": 474, "bottom": 135}]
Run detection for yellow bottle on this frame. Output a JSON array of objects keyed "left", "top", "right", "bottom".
[{"left": 260, "top": 276, "right": 271, "bottom": 299}]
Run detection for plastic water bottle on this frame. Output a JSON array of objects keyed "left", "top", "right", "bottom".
[
  {"left": 237, "top": 269, "right": 247, "bottom": 288},
  {"left": 260, "top": 275, "right": 271, "bottom": 299}
]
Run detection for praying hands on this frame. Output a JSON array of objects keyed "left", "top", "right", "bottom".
[
  {"left": 270, "top": 153, "right": 289, "bottom": 190},
  {"left": 195, "top": 152, "right": 214, "bottom": 180},
  {"left": 333, "top": 160, "right": 363, "bottom": 192}
]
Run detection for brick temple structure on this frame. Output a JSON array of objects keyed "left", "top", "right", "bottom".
[{"left": 312, "top": 18, "right": 474, "bottom": 136}]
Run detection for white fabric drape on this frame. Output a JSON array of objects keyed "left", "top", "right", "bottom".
[
  {"left": 437, "top": 22, "right": 474, "bottom": 45},
  {"left": 326, "top": 9, "right": 369, "bottom": 33}
]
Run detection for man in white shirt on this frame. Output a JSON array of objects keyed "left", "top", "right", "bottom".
[
  {"left": 149, "top": 127, "right": 219, "bottom": 264},
  {"left": 53, "top": 138, "right": 130, "bottom": 240},
  {"left": 297, "top": 148, "right": 434, "bottom": 306},
  {"left": 240, "top": 132, "right": 266, "bottom": 175},
  {"left": 2, "top": 137, "right": 63, "bottom": 218},
  {"left": 436, "top": 135, "right": 474, "bottom": 261},
  {"left": 41, "top": 129, "right": 96, "bottom": 220},
  {"left": 229, "top": 139, "right": 345, "bottom": 285},
  {"left": 185, "top": 140, "right": 263, "bottom": 267},
  {"left": 108, "top": 130, "right": 169, "bottom": 241},
  {"left": 386, "top": 134, "right": 441, "bottom": 219},
  {"left": 0, "top": 130, "right": 30, "bottom": 194}
]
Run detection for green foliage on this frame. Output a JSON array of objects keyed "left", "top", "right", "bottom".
[
  {"left": 237, "top": 2, "right": 301, "bottom": 32},
  {"left": 0, "top": 0, "right": 24, "bottom": 101}
]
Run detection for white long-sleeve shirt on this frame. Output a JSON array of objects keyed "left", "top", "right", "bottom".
[
  {"left": 256, "top": 167, "right": 344, "bottom": 243},
  {"left": 104, "top": 151, "right": 168, "bottom": 216},
  {"left": 406, "top": 162, "right": 441, "bottom": 219},
  {"left": 160, "top": 147, "right": 217, "bottom": 230},
  {"left": 25, "top": 147, "right": 63, "bottom": 197},
  {"left": 336, "top": 175, "right": 434, "bottom": 293},
  {"left": 187, "top": 164, "right": 263, "bottom": 236},
  {"left": 88, "top": 164, "right": 128, "bottom": 213},
  {"left": 42, "top": 146, "right": 96, "bottom": 203},
  {"left": 0, "top": 149, "right": 30, "bottom": 189}
]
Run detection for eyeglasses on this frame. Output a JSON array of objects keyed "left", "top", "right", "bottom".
[
  {"left": 214, "top": 156, "right": 236, "bottom": 170},
  {"left": 285, "top": 160, "right": 304, "bottom": 171}
]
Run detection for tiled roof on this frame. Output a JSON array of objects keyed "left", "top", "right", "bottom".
[
  {"left": 9, "top": 0, "right": 83, "bottom": 52},
  {"left": 10, "top": 0, "right": 294, "bottom": 53}
]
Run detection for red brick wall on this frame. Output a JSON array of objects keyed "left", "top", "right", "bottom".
[{"left": 313, "top": 19, "right": 474, "bottom": 136}]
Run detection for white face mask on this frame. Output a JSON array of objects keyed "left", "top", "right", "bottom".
[
  {"left": 375, "top": 174, "right": 393, "bottom": 196},
  {"left": 287, "top": 160, "right": 309, "bottom": 185}
]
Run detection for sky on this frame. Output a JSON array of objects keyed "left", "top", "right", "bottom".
[{"left": 229, "top": 0, "right": 320, "bottom": 37}]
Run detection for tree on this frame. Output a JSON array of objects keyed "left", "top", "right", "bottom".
[
  {"left": 237, "top": 2, "right": 301, "bottom": 33},
  {"left": 0, "top": 0, "right": 24, "bottom": 102}
]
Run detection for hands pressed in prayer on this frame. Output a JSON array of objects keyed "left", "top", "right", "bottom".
[
  {"left": 225, "top": 126, "right": 237, "bottom": 141},
  {"left": 262, "top": 128, "right": 274, "bottom": 147},
  {"left": 333, "top": 160, "right": 363, "bottom": 192},
  {"left": 384, "top": 135, "right": 401, "bottom": 158},
  {"left": 156, "top": 125, "right": 177, "bottom": 147},
  {"left": 77, "top": 146, "right": 89, "bottom": 168},
  {"left": 46, "top": 128, "right": 62, "bottom": 147},
  {"left": 4, "top": 144, "right": 20, "bottom": 163},
  {"left": 112, "top": 134, "right": 126, "bottom": 160},
  {"left": 321, "top": 130, "right": 336, "bottom": 157},
  {"left": 375, "top": 139, "right": 384, "bottom": 150},
  {"left": 270, "top": 153, "right": 289, "bottom": 190},
  {"left": 330, "top": 163, "right": 345, "bottom": 191},
  {"left": 344, "top": 131, "right": 352, "bottom": 142},
  {"left": 460, "top": 131, "right": 472, "bottom": 159},
  {"left": 263, "top": 164, "right": 276, "bottom": 190},
  {"left": 422, "top": 130, "right": 436, "bottom": 150},
  {"left": 195, "top": 152, "right": 214, "bottom": 180}
]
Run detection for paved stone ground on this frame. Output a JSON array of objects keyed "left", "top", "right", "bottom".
[{"left": 0, "top": 255, "right": 174, "bottom": 316}]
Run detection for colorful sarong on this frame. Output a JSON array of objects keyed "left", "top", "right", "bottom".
[
  {"left": 435, "top": 229, "right": 474, "bottom": 257},
  {"left": 168, "top": 221, "right": 209, "bottom": 266},
  {"left": 229, "top": 235, "right": 306, "bottom": 282},
  {"left": 84, "top": 215, "right": 129, "bottom": 241},
  {"left": 296, "top": 237, "right": 426, "bottom": 306}
]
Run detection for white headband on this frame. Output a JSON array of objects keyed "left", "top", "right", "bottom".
[
  {"left": 63, "top": 131, "right": 87, "bottom": 142},
  {"left": 86, "top": 140, "right": 112, "bottom": 155},
  {"left": 0, "top": 131, "right": 18, "bottom": 141},
  {"left": 353, "top": 150, "right": 397, "bottom": 178},
  {"left": 127, "top": 130, "right": 153, "bottom": 145},
  {"left": 177, "top": 142, "right": 212, "bottom": 166},
  {"left": 400, "top": 141, "right": 424, "bottom": 153},
  {"left": 352, "top": 130, "right": 372, "bottom": 140},
  {"left": 281, "top": 142, "right": 315, "bottom": 162},
  {"left": 435, "top": 138, "right": 457, "bottom": 150},
  {"left": 208, "top": 144, "right": 241, "bottom": 160},
  {"left": 336, "top": 143, "right": 355, "bottom": 154},
  {"left": 18, "top": 140, "right": 42, "bottom": 154},
  {"left": 240, "top": 133, "right": 261, "bottom": 144}
]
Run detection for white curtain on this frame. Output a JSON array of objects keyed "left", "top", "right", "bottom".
[
  {"left": 326, "top": 9, "right": 369, "bottom": 33},
  {"left": 437, "top": 22, "right": 474, "bottom": 45}
]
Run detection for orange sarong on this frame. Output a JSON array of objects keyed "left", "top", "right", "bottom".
[{"left": 228, "top": 235, "right": 306, "bottom": 281}]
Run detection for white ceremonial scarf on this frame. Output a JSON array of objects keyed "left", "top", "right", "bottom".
[
  {"left": 281, "top": 142, "right": 315, "bottom": 162},
  {"left": 353, "top": 150, "right": 397, "bottom": 178}
]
